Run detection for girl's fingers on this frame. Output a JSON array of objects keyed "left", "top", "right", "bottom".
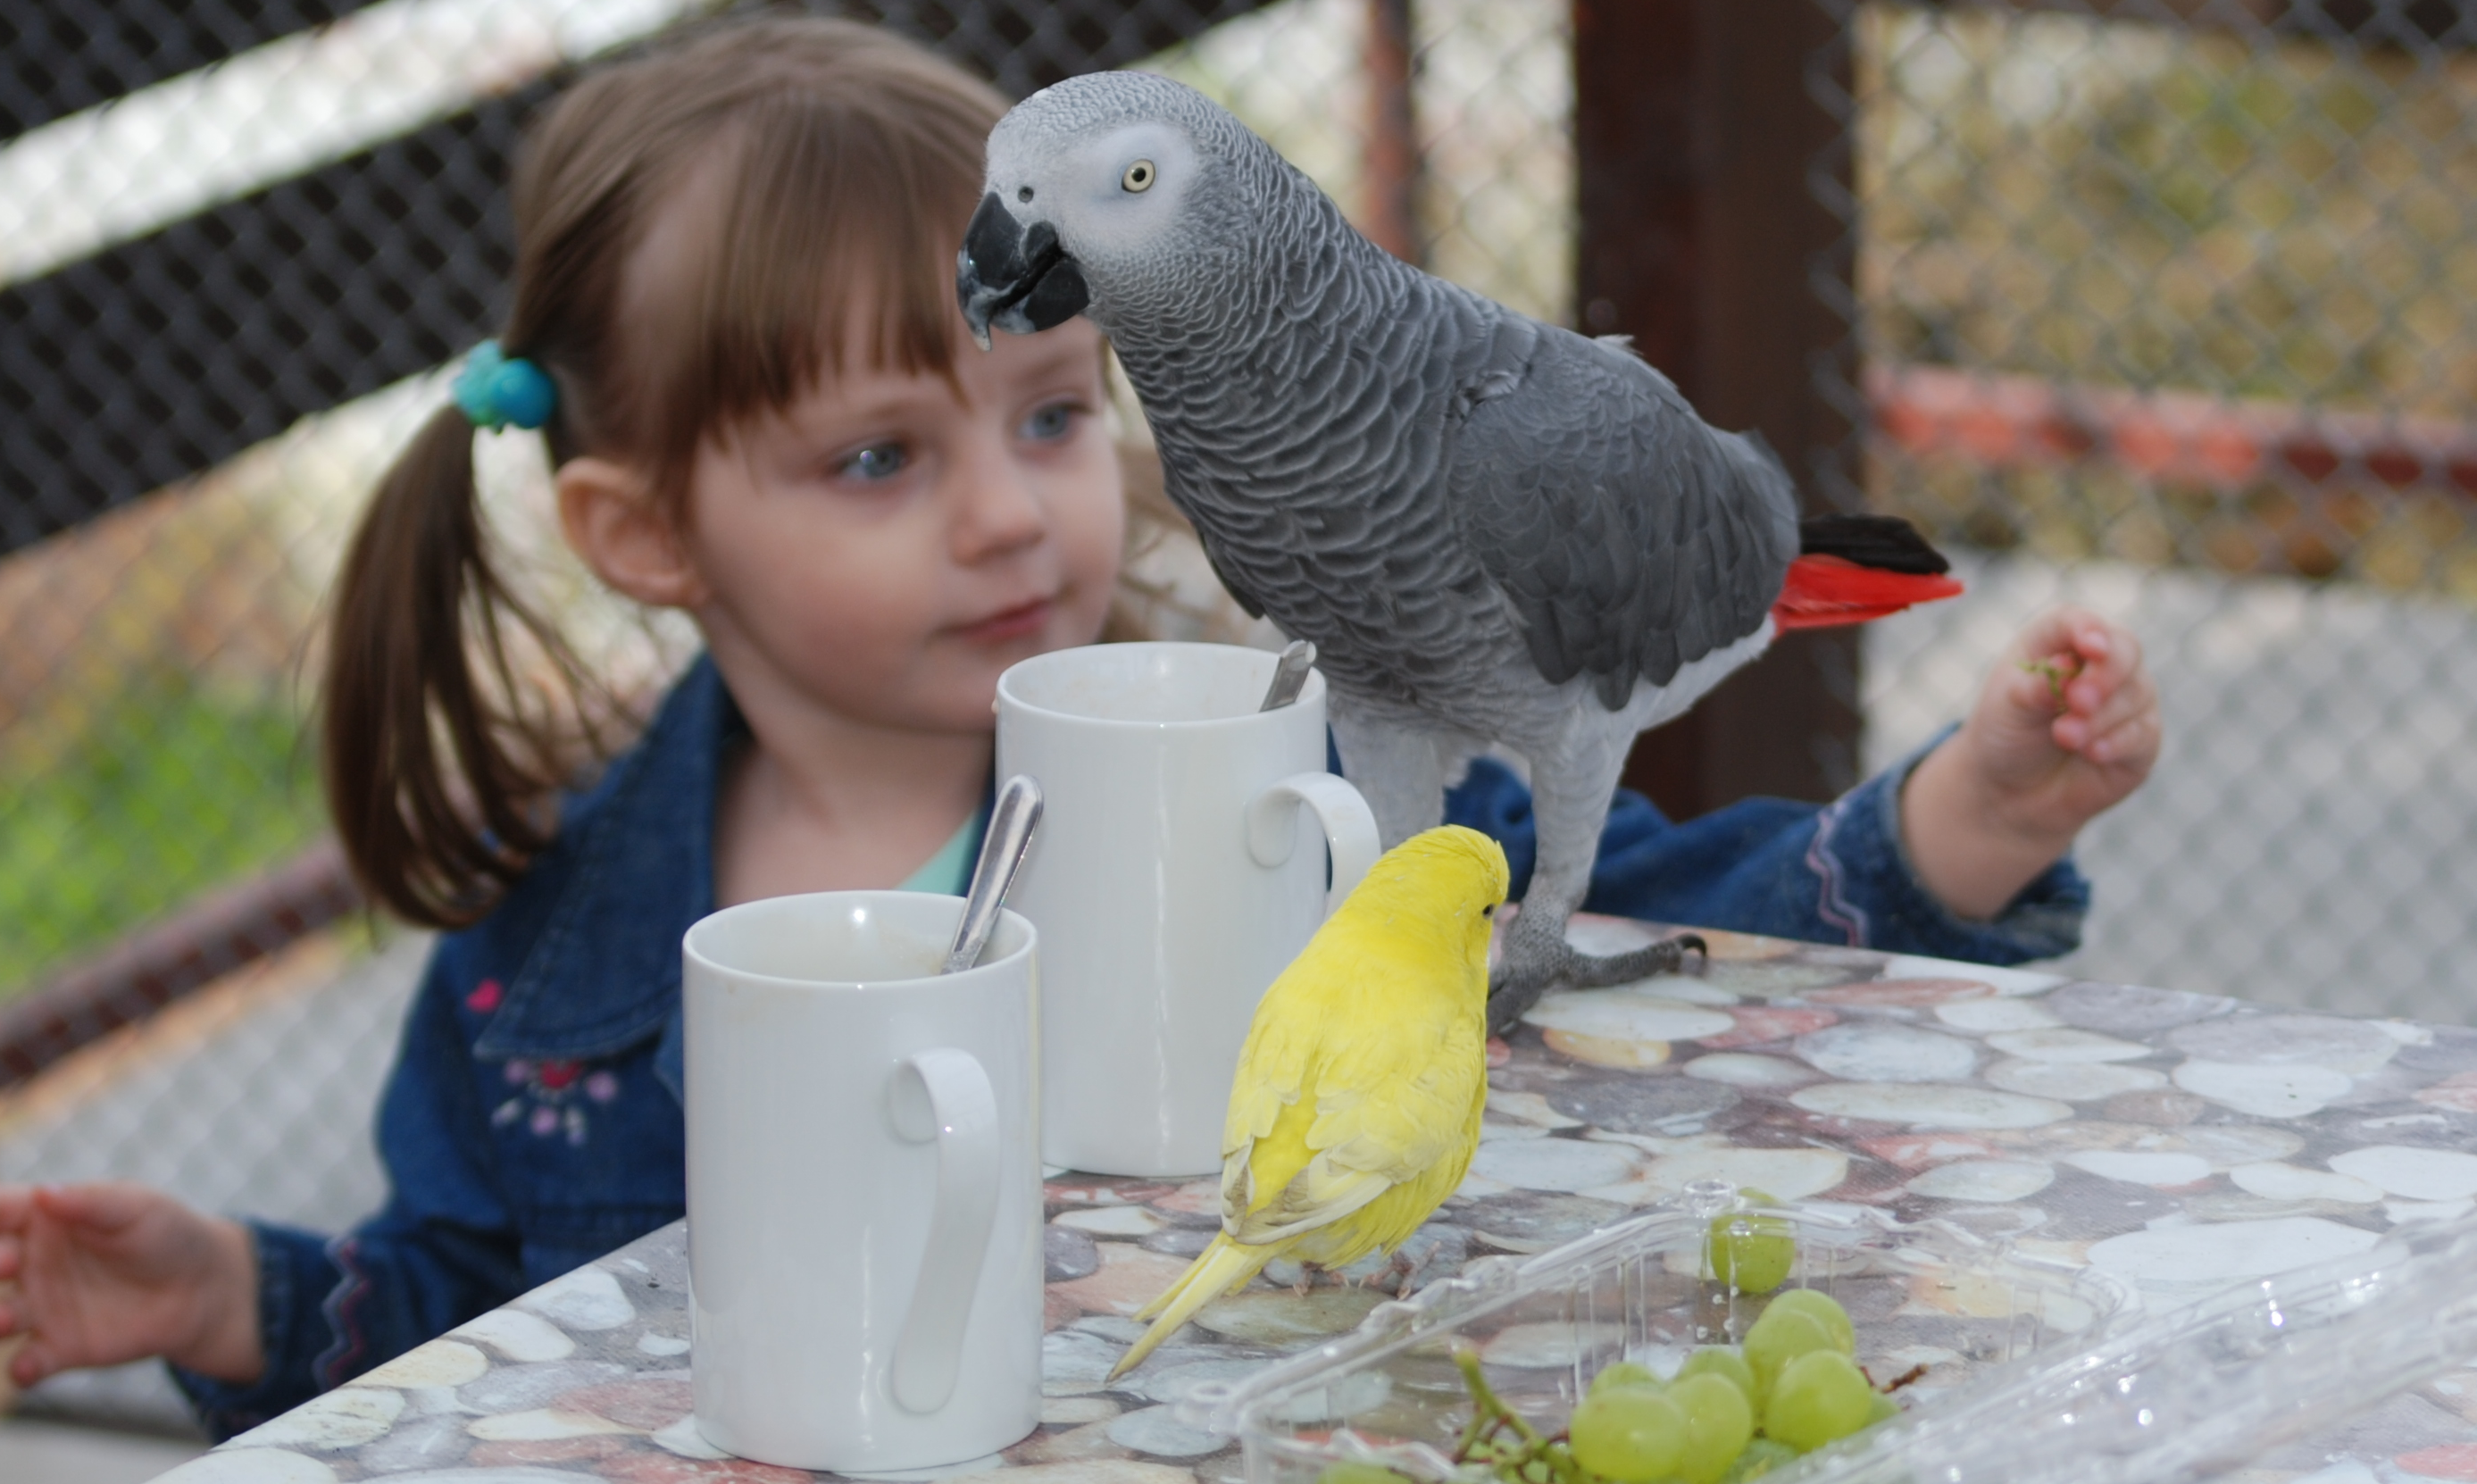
[
  {"left": 2061, "top": 627, "right": 2146, "bottom": 717},
  {"left": 2073, "top": 663, "right": 2155, "bottom": 738},
  {"left": 2002, "top": 660, "right": 2063, "bottom": 717},
  {"left": 0, "top": 1231, "right": 20, "bottom": 1280},
  {"left": 2086, "top": 709, "right": 2159, "bottom": 769},
  {"left": 2010, "top": 606, "right": 2086, "bottom": 664},
  {"left": 38, "top": 1181, "right": 148, "bottom": 1232},
  {"left": 0, "top": 1185, "right": 34, "bottom": 1230},
  {"left": 11, "top": 1337, "right": 60, "bottom": 1388}
]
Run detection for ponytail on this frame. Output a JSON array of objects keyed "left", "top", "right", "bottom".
[{"left": 321, "top": 404, "right": 609, "bottom": 928}]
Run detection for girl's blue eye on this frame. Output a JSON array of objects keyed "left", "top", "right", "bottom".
[
  {"left": 841, "top": 443, "right": 907, "bottom": 481},
  {"left": 1022, "top": 403, "right": 1077, "bottom": 442}
]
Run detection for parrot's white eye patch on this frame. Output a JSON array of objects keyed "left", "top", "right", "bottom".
[{"left": 1122, "top": 159, "right": 1156, "bottom": 193}]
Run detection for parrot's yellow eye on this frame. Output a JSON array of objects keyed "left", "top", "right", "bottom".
[
  {"left": 1481, "top": 904, "right": 1495, "bottom": 917},
  {"left": 1122, "top": 159, "right": 1156, "bottom": 193}
]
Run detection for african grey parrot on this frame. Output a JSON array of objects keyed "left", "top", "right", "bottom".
[{"left": 956, "top": 71, "right": 1960, "bottom": 1031}]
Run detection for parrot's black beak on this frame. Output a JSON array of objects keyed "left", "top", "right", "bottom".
[{"left": 956, "top": 192, "right": 1089, "bottom": 351}]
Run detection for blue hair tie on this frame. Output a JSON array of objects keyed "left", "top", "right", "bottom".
[{"left": 453, "top": 341, "right": 557, "bottom": 431}]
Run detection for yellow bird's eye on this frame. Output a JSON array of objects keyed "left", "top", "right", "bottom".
[
  {"left": 1122, "top": 159, "right": 1156, "bottom": 193},
  {"left": 1480, "top": 904, "right": 1495, "bottom": 918}
]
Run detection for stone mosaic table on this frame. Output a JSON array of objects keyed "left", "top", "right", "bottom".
[{"left": 154, "top": 918, "right": 2477, "bottom": 1484}]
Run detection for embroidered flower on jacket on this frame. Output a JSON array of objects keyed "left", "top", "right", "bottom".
[{"left": 491, "top": 1057, "right": 621, "bottom": 1145}]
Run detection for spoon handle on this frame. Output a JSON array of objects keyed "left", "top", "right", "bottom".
[
  {"left": 944, "top": 774, "right": 1043, "bottom": 974},
  {"left": 1257, "top": 639, "right": 1317, "bottom": 712}
]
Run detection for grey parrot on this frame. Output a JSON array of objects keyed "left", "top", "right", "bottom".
[{"left": 955, "top": 71, "right": 1959, "bottom": 1032}]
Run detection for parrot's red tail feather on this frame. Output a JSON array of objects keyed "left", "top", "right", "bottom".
[{"left": 1770, "top": 554, "right": 1964, "bottom": 632}]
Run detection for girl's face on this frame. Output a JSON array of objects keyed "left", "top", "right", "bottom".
[{"left": 678, "top": 317, "right": 1124, "bottom": 737}]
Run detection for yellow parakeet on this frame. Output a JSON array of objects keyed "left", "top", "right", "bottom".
[{"left": 1107, "top": 824, "right": 1510, "bottom": 1380}]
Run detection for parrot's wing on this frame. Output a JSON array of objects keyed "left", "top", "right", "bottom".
[
  {"left": 1224, "top": 990, "right": 1486, "bottom": 1246},
  {"left": 1451, "top": 317, "right": 1802, "bottom": 706}
]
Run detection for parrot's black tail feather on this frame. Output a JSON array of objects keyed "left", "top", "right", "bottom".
[
  {"left": 1485, "top": 933, "right": 1709, "bottom": 1036},
  {"left": 1798, "top": 513, "right": 1950, "bottom": 576}
]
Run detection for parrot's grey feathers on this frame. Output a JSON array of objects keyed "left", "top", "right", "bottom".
[
  {"left": 972, "top": 71, "right": 1831, "bottom": 1008},
  {"left": 1450, "top": 328, "right": 1797, "bottom": 705},
  {"left": 1447, "top": 315, "right": 1538, "bottom": 423}
]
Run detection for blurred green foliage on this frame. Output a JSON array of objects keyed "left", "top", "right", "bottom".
[{"left": 0, "top": 679, "right": 323, "bottom": 995}]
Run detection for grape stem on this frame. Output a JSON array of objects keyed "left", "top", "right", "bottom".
[
  {"left": 1450, "top": 1351, "right": 1590, "bottom": 1484},
  {"left": 1454, "top": 1352, "right": 1541, "bottom": 1447}
]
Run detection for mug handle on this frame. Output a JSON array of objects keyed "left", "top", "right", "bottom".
[
  {"left": 1245, "top": 771, "right": 1381, "bottom": 916},
  {"left": 886, "top": 1046, "right": 1001, "bottom": 1415}
]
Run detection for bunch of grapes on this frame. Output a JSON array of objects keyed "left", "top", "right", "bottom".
[{"left": 1317, "top": 1214, "right": 1909, "bottom": 1484}]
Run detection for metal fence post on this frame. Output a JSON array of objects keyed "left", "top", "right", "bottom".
[{"left": 1579, "top": 0, "right": 1860, "bottom": 818}]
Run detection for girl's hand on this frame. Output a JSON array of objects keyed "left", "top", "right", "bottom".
[
  {"left": 1899, "top": 607, "right": 2161, "bottom": 920},
  {"left": 0, "top": 1182, "right": 263, "bottom": 1388}
]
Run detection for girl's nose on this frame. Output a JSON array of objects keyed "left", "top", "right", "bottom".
[{"left": 950, "top": 432, "right": 1048, "bottom": 562}]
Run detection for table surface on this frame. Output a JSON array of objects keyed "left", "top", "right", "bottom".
[{"left": 175, "top": 917, "right": 2477, "bottom": 1484}]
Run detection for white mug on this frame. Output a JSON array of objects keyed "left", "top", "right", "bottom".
[
  {"left": 997, "top": 641, "right": 1380, "bottom": 1177},
  {"left": 683, "top": 892, "right": 1041, "bottom": 1472}
]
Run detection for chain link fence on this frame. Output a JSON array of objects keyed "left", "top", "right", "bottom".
[
  {"left": 7, "top": 3, "right": 2477, "bottom": 1435},
  {"left": 1823, "top": 1, "right": 2477, "bottom": 1020},
  {"left": 0, "top": 4, "right": 1572, "bottom": 1423},
  {"left": 0, "top": 0, "right": 1576, "bottom": 1005}
]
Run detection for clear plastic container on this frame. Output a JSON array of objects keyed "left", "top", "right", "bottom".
[
  {"left": 1180, "top": 1181, "right": 2135, "bottom": 1484},
  {"left": 1788, "top": 1207, "right": 2477, "bottom": 1484}
]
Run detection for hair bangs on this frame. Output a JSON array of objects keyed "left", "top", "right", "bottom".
[{"left": 635, "top": 72, "right": 997, "bottom": 499}]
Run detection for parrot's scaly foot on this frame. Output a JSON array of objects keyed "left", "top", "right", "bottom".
[
  {"left": 1562, "top": 932, "right": 1708, "bottom": 988},
  {"left": 1485, "top": 932, "right": 1708, "bottom": 1036}
]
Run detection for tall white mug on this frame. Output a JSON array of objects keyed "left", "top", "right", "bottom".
[
  {"left": 683, "top": 892, "right": 1041, "bottom": 1472},
  {"left": 997, "top": 642, "right": 1380, "bottom": 1177}
]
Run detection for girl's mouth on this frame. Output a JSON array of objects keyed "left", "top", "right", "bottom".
[{"left": 956, "top": 597, "right": 1053, "bottom": 644}]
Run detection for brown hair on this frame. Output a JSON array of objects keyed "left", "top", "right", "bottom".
[{"left": 322, "top": 16, "right": 1009, "bottom": 927}]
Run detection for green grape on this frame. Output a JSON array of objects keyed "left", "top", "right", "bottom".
[
  {"left": 1568, "top": 1387, "right": 1689, "bottom": 1483},
  {"left": 1668, "top": 1373, "right": 1755, "bottom": 1484},
  {"left": 1760, "top": 1289, "right": 1855, "bottom": 1355},
  {"left": 1706, "top": 1208, "right": 1795, "bottom": 1295},
  {"left": 1589, "top": 1361, "right": 1665, "bottom": 1396},
  {"left": 1742, "top": 1308, "right": 1835, "bottom": 1402},
  {"left": 1318, "top": 1463, "right": 1410, "bottom": 1484},
  {"left": 1672, "top": 1346, "right": 1756, "bottom": 1404},
  {"left": 1868, "top": 1391, "right": 1903, "bottom": 1425},
  {"left": 1763, "top": 1351, "right": 1875, "bottom": 1453},
  {"left": 1720, "top": 1438, "right": 1802, "bottom": 1482}
]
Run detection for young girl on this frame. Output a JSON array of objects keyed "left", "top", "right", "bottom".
[{"left": 0, "top": 16, "right": 2156, "bottom": 1439}]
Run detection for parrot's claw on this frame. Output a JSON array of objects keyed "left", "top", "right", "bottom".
[
  {"left": 1485, "top": 932, "right": 1708, "bottom": 1037},
  {"left": 1562, "top": 931, "right": 1708, "bottom": 988}
]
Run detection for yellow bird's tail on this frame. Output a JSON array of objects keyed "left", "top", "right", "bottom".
[{"left": 1107, "top": 1233, "right": 1274, "bottom": 1380}]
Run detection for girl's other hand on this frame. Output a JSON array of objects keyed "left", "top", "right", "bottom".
[
  {"left": 0, "top": 1182, "right": 263, "bottom": 1387},
  {"left": 1899, "top": 606, "right": 2161, "bottom": 920},
  {"left": 1969, "top": 606, "right": 2162, "bottom": 830}
]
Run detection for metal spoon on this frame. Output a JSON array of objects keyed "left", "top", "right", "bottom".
[
  {"left": 1257, "top": 639, "right": 1317, "bottom": 712},
  {"left": 943, "top": 774, "right": 1043, "bottom": 974}
]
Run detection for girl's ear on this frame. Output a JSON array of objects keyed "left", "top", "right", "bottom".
[{"left": 556, "top": 457, "right": 709, "bottom": 610}]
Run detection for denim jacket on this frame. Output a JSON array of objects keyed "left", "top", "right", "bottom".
[{"left": 176, "top": 654, "right": 2084, "bottom": 1436}]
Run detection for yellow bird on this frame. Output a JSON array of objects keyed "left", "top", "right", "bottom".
[{"left": 1108, "top": 824, "right": 1511, "bottom": 1380}]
